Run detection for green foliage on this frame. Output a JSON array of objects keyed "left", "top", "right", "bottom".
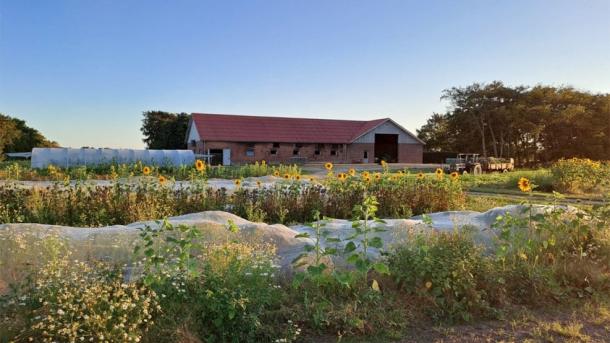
[
  {"left": 388, "top": 227, "right": 498, "bottom": 322},
  {"left": 132, "top": 221, "right": 291, "bottom": 343},
  {"left": 492, "top": 203, "right": 610, "bottom": 303},
  {"left": 417, "top": 82, "right": 610, "bottom": 164},
  {"left": 1, "top": 258, "right": 159, "bottom": 342},
  {"left": 550, "top": 158, "right": 610, "bottom": 193},
  {"left": 141, "top": 111, "right": 190, "bottom": 149},
  {"left": 2, "top": 115, "right": 58, "bottom": 153}
]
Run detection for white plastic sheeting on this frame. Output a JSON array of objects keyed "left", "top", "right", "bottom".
[{"left": 31, "top": 148, "right": 195, "bottom": 168}]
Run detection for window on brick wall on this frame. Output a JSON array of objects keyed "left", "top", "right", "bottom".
[
  {"left": 293, "top": 143, "right": 302, "bottom": 156},
  {"left": 270, "top": 143, "right": 279, "bottom": 155},
  {"left": 330, "top": 144, "right": 338, "bottom": 156},
  {"left": 315, "top": 144, "right": 323, "bottom": 155},
  {"left": 246, "top": 143, "right": 255, "bottom": 157},
  {"left": 364, "top": 151, "right": 368, "bottom": 159}
]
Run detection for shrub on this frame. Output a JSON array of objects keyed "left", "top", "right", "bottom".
[
  {"left": 388, "top": 228, "right": 498, "bottom": 322},
  {"left": 2, "top": 258, "right": 159, "bottom": 342},
  {"left": 493, "top": 203, "right": 610, "bottom": 302},
  {"left": 134, "top": 221, "right": 290, "bottom": 343},
  {"left": 550, "top": 158, "right": 610, "bottom": 193}
]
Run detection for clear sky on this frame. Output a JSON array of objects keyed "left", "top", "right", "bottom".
[{"left": 1, "top": 1, "right": 609, "bottom": 148}]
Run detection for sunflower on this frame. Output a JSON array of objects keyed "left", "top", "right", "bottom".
[
  {"left": 256, "top": 180, "right": 262, "bottom": 188},
  {"left": 518, "top": 177, "right": 532, "bottom": 192},
  {"left": 361, "top": 171, "right": 370, "bottom": 179},
  {"left": 398, "top": 170, "right": 405, "bottom": 175},
  {"left": 142, "top": 166, "right": 151, "bottom": 176},
  {"left": 380, "top": 160, "right": 387, "bottom": 167},
  {"left": 416, "top": 172, "right": 425, "bottom": 179},
  {"left": 348, "top": 168, "right": 356, "bottom": 176},
  {"left": 324, "top": 162, "right": 333, "bottom": 171},
  {"left": 261, "top": 160, "right": 266, "bottom": 166},
  {"left": 435, "top": 168, "right": 444, "bottom": 179},
  {"left": 195, "top": 159, "right": 205, "bottom": 172},
  {"left": 450, "top": 171, "right": 459, "bottom": 181},
  {"left": 283, "top": 173, "right": 291, "bottom": 179},
  {"left": 234, "top": 179, "right": 242, "bottom": 187},
  {"left": 273, "top": 170, "right": 280, "bottom": 177},
  {"left": 309, "top": 177, "right": 315, "bottom": 182},
  {"left": 374, "top": 172, "right": 381, "bottom": 180},
  {"left": 364, "top": 176, "right": 371, "bottom": 183},
  {"left": 294, "top": 175, "right": 302, "bottom": 181},
  {"left": 158, "top": 175, "right": 167, "bottom": 184},
  {"left": 337, "top": 173, "right": 347, "bottom": 181}
]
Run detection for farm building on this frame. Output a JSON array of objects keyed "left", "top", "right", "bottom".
[{"left": 186, "top": 113, "right": 424, "bottom": 165}]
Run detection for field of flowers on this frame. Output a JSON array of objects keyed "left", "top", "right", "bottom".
[
  {"left": 1, "top": 159, "right": 610, "bottom": 342},
  {"left": 0, "top": 160, "right": 301, "bottom": 181}
]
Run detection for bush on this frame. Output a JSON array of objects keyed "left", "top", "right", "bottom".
[
  {"left": 493, "top": 203, "right": 610, "bottom": 303},
  {"left": 388, "top": 228, "right": 499, "bottom": 322},
  {"left": 1, "top": 259, "right": 159, "bottom": 342},
  {"left": 550, "top": 158, "right": 610, "bottom": 193},
  {"left": 133, "top": 221, "right": 290, "bottom": 343}
]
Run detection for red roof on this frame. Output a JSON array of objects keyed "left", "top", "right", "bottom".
[{"left": 190, "top": 113, "right": 391, "bottom": 144}]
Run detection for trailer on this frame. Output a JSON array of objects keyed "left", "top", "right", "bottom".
[{"left": 444, "top": 154, "right": 514, "bottom": 175}]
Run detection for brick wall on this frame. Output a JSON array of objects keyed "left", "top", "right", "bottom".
[
  {"left": 398, "top": 144, "right": 423, "bottom": 163},
  {"left": 191, "top": 140, "right": 422, "bottom": 164}
]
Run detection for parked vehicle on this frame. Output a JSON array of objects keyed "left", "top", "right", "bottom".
[{"left": 444, "top": 154, "right": 514, "bottom": 174}]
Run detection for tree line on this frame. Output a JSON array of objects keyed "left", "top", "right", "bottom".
[
  {"left": 140, "top": 111, "right": 190, "bottom": 149},
  {"left": 0, "top": 113, "right": 58, "bottom": 157},
  {"left": 417, "top": 81, "right": 610, "bottom": 165}
]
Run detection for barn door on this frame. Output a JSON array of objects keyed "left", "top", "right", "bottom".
[{"left": 222, "top": 149, "right": 231, "bottom": 166}]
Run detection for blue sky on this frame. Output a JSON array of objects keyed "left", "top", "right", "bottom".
[{"left": 1, "top": 1, "right": 609, "bottom": 148}]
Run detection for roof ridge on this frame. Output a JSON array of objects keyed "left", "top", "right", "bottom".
[{"left": 192, "top": 112, "right": 384, "bottom": 123}]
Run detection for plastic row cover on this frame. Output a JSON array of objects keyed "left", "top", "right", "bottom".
[{"left": 31, "top": 148, "right": 195, "bottom": 169}]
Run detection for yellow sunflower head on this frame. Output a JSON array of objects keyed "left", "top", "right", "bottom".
[
  {"left": 374, "top": 172, "right": 381, "bottom": 180},
  {"left": 309, "top": 177, "right": 315, "bottom": 182},
  {"left": 256, "top": 180, "right": 262, "bottom": 188},
  {"left": 294, "top": 175, "right": 302, "bottom": 181},
  {"left": 195, "top": 159, "right": 205, "bottom": 171},
  {"left": 435, "top": 168, "right": 444, "bottom": 179},
  {"left": 518, "top": 177, "right": 531, "bottom": 192},
  {"left": 337, "top": 173, "right": 347, "bottom": 181},
  {"left": 364, "top": 176, "right": 371, "bottom": 183},
  {"left": 348, "top": 168, "right": 356, "bottom": 176},
  {"left": 283, "top": 173, "right": 291, "bottom": 179},
  {"left": 143, "top": 166, "right": 151, "bottom": 175},
  {"left": 417, "top": 172, "right": 425, "bottom": 179},
  {"left": 234, "top": 179, "right": 242, "bottom": 187},
  {"left": 380, "top": 160, "right": 387, "bottom": 167},
  {"left": 158, "top": 175, "right": 167, "bottom": 184},
  {"left": 450, "top": 171, "right": 459, "bottom": 180},
  {"left": 361, "top": 171, "right": 370, "bottom": 178},
  {"left": 324, "top": 162, "right": 333, "bottom": 171},
  {"left": 273, "top": 170, "right": 280, "bottom": 177}
]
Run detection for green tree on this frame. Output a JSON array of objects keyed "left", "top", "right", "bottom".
[
  {"left": 418, "top": 82, "right": 610, "bottom": 164},
  {"left": 0, "top": 114, "right": 20, "bottom": 157},
  {"left": 3, "top": 116, "right": 58, "bottom": 152},
  {"left": 140, "top": 111, "right": 190, "bottom": 149}
]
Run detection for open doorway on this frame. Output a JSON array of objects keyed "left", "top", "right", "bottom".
[
  {"left": 209, "top": 149, "right": 223, "bottom": 165},
  {"left": 374, "top": 134, "right": 398, "bottom": 163}
]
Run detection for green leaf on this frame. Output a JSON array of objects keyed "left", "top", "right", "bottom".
[
  {"left": 369, "top": 237, "right": 383, "bottom": 249},
  {"left": 344, "top": 241, "right": 357, "bottom": 253},
  {"left": 372, "top": 262, "right": 390, "bottom": 275},
  {"left": 294, "top": 232, "right": 310, "bottom": 238}
]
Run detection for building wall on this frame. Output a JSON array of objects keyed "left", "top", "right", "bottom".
[
  {"left": 196, "top": 141, "right": 352, "bottom": 164},
  {"left": 193, "top": 140, "right": 422, "bottom": 164},
  {"left": 352, "top": 120, "right": 421, "bottom": 144},
  {"left": 398, "top": 144, "right": 423, "bottom": 163}
]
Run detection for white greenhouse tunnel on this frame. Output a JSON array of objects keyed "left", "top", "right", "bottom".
[{"left": 31, "top": 148, "right": 195, "bottom": 168}]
